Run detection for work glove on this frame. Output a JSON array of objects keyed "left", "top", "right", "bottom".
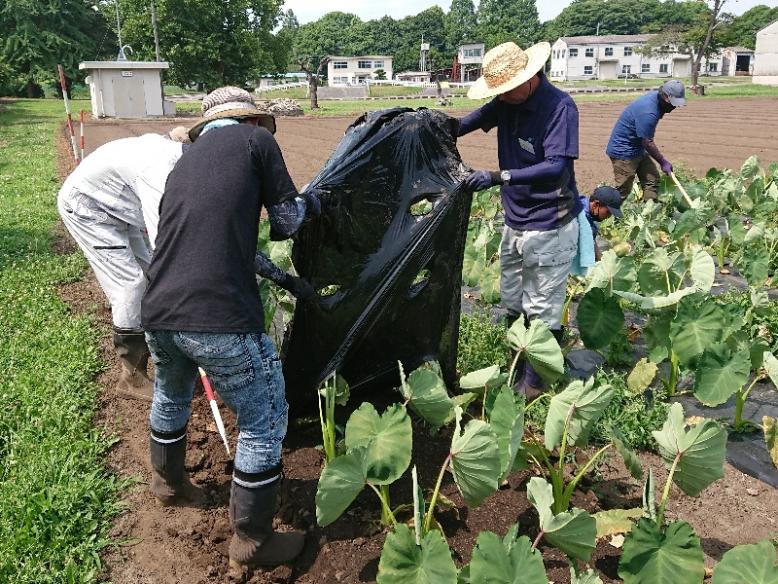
[
  {"left": 283, "top": 274, "right": 316, "bottom": 301},
  {"left": 659, "top": 158, "right": 673, "bottom": 176},
  {"left": 464, "top": 170, "right": 500, "bottom": 191},
  {"left": 300, "top": 188, "right": 324, "bottom": 218}
]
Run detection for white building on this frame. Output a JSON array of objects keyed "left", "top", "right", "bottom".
[
  {"left": 456, "top": 42, "right": 485, "bottom": 82},
  {"left": 395, "top": 71, "right": 432, "bottom": 83},
  {"left": 327, "top": 56, "right": 393, "bottom": 86},
  {"left": 550, "top": 34, "right": 724, "bottom": 81},
  {"left": 721, "top": 47, "right": 755, "bottom": 76},
  {"left": 754, "top": 20, "right": 778, "bottom": 86},
  {"left": 80, "top": 61, "right": 175, "bottom": 118}
]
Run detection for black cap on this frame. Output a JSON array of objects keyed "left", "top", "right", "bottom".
[{"left": 592, "top": 186, "right": 623, "bottom": 218}]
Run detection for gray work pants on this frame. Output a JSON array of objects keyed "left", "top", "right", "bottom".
[
  {"left": 499, "top": 219, "right": 578, "bottom": 330},
  {"left": 58, "top": 188, "right": 151, "bottom": 330}
]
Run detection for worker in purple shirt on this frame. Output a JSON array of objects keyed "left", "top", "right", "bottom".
[
  {"left": 606, "top": 80, "right": 686, "bottom": 200},
  {"left": 458, "top": 41, "right": 582, "bottom": 399}
]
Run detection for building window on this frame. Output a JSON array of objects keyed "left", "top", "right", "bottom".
[
  {"left": 708, "top": 62, "right": 718, "bottom": 72},
  {"left": 333, "top": 61, "right": 347, "bottom": 69},
  {"left": 585, "top": 48, "right": 594, "bottom": 57},
  {"left": 333, "top": 76, "right": 348, "bottom": 84},
  {"left": 463, "top": 48, "right": 482, "bottom": 57},
  {"left": 624, "top": 46, "right": 633, "bottom": 56},
  {"left": 605, "top": 47, "right": 614, "bottom": 57},
  {"left": 569, "top": 48, "right": 578, "bottom": 57},
  {"left": 373, "top": 60, "right": 384, "bottom": 68},
  {"left": 562, "top": 49, "right": 566, "bottom": 58},
  {"left": 584, "top": 65, "right": 593, "bottom": 75},
  {"left": 622, "top": 65, "right": 631, "bottom": 74},
  {"left": 659, "top": 63, "right": 669, "bottom": 73},
  {"left": 358, "top": 60, "right": 373, "bottom": 69},
  {"left": 642, "top": 63, "right": 650, "bottom": 73}
]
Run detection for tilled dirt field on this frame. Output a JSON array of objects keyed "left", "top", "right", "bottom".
[
  {"left": 56, "top": 97, "right": 778, "bottom": 584},
  {"left": 78, "top": 97, "right": 778, "bottom": 193}
]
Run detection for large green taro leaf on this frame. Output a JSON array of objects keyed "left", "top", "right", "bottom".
[
  {"left": 586, "top": 250, "right": 636, "bottom": 293},
  {"left": 544, "top": 377, "right": 615, "bottom": 451},
  {"left": 652, "top": 403, "right": 727, "bottom": 497},
  {"left": 619, "top": 518, "right": 705, "bottom": 584},
  {"left": 377, "top": 523, "right": 457, "bottom": 584},
  {"left": 764, "top": 352, "right": 778, "bottom": 389},
  {"left": 506, "top": 318, "right": 564, "bottom": 383},
  {"left": 459, "top": 365, "right": 501, "bottom": 392},
  {"left": 480, "top": 260, "right": 501, "bottom": 304},
  {"left": 315, "top": 448, "right": 367, "bottom": 527},
  {"left": 627, "top": 358, "right": 658, "bottom": 394},
  {"left": 405, "top": 366, "right": 455, "bottom": 428},
  {"left": 450, "top": 407, "right": 501, "bottom": 507},
  {"left": 669, "top": 299, "right": 725, "bottom": 366},
  {"left": 469, "top": 531, "right": 548, "bottom": 584},
  {"left": 637, "top": 248, "right": 682, "bottom": 296},
  {"left": 344, "top": 403, "right": 412, "bottom": 485},
  {"left": 576, "top": 287, "right": 625, "bottom": 350},
  {"left": 712, "top": 539, "right": 778, "bottom": 584},
  {"left": 739, "top": 246, "right": 770, "bottom": 287},
  {"left": 527, "top": 477, "right": 597, "bottom": 562},
  {"left": 606, "top": 423, "right": 643, "bottom": 480},
  {"left": 463, "top": 241, "right": 485, "bottom": 287},
  {"left": 489, "top": 386, "right": 525, "bottom": 481},
  {"left": 693, "top": 346, "right": 751, "bottom": 407},
  {"left": 571, "top": 568, "right": 605, "bottom": 584}
]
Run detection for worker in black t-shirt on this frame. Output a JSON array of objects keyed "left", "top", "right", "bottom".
[{"left": 141, "top": 87, "right": 322, "bottom": 568}]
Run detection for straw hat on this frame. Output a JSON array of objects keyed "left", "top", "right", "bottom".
[
  {"left": 188, "top": 86, "right": 276, "bottom": 141},
  {"left": 167, "top": 126, "right": 191, "bottom": 143},
  {"left": 467, "top": 41, "right": 551, "bottom": 100}
]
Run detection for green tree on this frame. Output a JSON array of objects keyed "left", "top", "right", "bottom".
[
  {"left": 477, "top": 0, "right": 541, "bottom": 50},
  {"left": 111, "top": 0, "right": 285, "bottom": 90},
  {"left": 0, "top": 0, "right": 111, "bottom": 97},
  {"left": 719, "top": 4, "right": 778, "bottom": 49},
  {"left": 446, "top": 0, "right": 477, "bottom": 49}
]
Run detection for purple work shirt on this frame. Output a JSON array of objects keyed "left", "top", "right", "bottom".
[{"left": 461, "top": 75, "right": 582, "bottom": 231}]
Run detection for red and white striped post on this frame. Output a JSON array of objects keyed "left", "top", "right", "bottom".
[
  {"left": 57, "top": 64, "right": 80, "bottom": 164},
  {"left": 79, "top": 110, "right": 85, "bottom": 161}
]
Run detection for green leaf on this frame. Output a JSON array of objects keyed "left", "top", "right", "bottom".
[
  {"left": 741, "top": 155, "right": 763, "bottom": 180},
  {"left": 606, "top": 423, "right": 643, "bottom": 480},
  {"left": 344, "top": 403, "right": 412, "bottom": 485},
  {"left": 489, "top": 387, "right": 525, "bottom": 481},
  {"left": 480, "top": 261, "right": 501, "bottom": 304},
  {"left": 450, "top": 407, "right": 501, "bottom": 507},
  {"left": 614, "top": 286, "right": 698, "bottom": 310},
  {"left": 638, "top": 248, "right": 680, "bottom": 296},
  {"left": 693, "top": 346, "right": 751, "bottom": 407},
  {"left": 764, "top": 417, "right": 778, "bottom": 469},
  {"left": 463, "top": 243, "right": 485, "bottom": 287},
  {"left": 586, "top": 250, "right": 637, "bottom": 293},
  {"left": 764, "top": 352, "right": 778, "bottom": 389},
  {"left": 469, "top": 532, "right": 548, "bottom": 584},
  {"left": 377, "top": 524, "right": 457, "bottom": 584},
  {"left": 316, "top": 449, "right": 367, "bottom": 527},
  {"left": 576, "top": 287, "right": 625, "bottom": 350},
  {"left": 688, "top": 248, "right": 715, "bottom": 292},
  {"left": 506, "top": 318, "right": 564, "bottom": 383},
  {"left": 593, "top": 508, "right": 643, "bottom": 538},
  {"left": 712, "top": 539, "right": 778, "bottom": 584},
  {"left": 739, "top": 247, "right": 770, "bottom": 287},
  {"left": 643, "top": 468, "right": 656, "bottom": 520},
  {"left": 571, "top": 567, "right": 605, "bottom": 584},
  {"left": 406, "top": 366, "right": 455, "bottom": 428},
  {"left": 459, "top": 365, "right": 501, "bottom": 391},
  {"left": 619, "top": 519, "right": 705, "bottom": 584},
  {"left": 669, "top": 300, "right": 725, "bottom": 366},
  {"left": 412, "top": 466, "right": 424, "bottom": 545},
  {"left": 544, "top": 378, "right": 615, "bottom": 451},
  {"left": 627, "top": 358, "right": 658, "bottom": 394},
  {"left": 527, "top": 477, "right": 597, "bottom": 562},
  {"left": 652, "top": 403, "right": 727, "bottom": 497}
]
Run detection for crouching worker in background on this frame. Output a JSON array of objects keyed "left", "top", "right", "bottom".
[
  {"left": 581, "top": 186, "right": 623, "bottom": 261},
  {"left": 141, "top": 87, "right": 322, "bottom": 568},
  {"left": 57, "top": 130, "right": 186, "bottom": 401}
]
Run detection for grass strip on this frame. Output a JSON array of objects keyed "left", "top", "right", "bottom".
[{"left": 0, "top": 99, "right": 124, "bottom": 584}]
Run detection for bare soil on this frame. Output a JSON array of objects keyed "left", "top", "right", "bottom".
[{"left": 54, "top": 98, "right": 778, "bottom": 584}]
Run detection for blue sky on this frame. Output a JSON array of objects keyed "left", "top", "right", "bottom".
[{"left": 283, "top": 0, "right": 769, "bottom": 24}]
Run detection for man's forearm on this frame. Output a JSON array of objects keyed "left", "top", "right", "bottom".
[
  {"left": 643, "top": 138, "right": 665, "bottom": 164},
  {"left": 507, "top": 157, "right": 567, "bottom": 185}
]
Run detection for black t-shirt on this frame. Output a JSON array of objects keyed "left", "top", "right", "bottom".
[{"left": 141, "top": 124, "right": 297, "bottom": 333}]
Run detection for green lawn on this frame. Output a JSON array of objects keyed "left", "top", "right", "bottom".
[{"left": 0, "top": 99, "right": 124, "bottom": 583}]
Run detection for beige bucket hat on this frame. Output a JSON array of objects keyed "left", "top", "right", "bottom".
[
  {"left": 188, "top": 86, "right": 276, "bottom": 141},
  {"left": 467, "top": 41, "right": 551, "bottom": 100}
]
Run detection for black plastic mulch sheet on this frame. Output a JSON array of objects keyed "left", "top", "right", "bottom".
[{"left": 281, "top": 107, "right": 471, "bottom": 411}]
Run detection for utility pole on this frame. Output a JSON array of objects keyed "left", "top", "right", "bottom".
[
  {"left": 150, "top": 0, "right": 161, "bottom": 61},
  {"left": 115, "top": 1, "right": 125, "bottom": 60}
]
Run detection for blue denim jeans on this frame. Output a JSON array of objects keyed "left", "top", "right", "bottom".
[{"left": 145, "top": 331, "right": 288, "bottom": 481}]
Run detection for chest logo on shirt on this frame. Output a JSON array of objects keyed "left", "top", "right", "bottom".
[{"left": 518, "top": 137, "right": 535, "bottom": 155}]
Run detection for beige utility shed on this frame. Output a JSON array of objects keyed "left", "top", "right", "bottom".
[
  {"left": 754, "top": 20, "right": 778, "bottom": 86},
  {"left": 80, "top": 61, "right": 175, "bottom": 118}
]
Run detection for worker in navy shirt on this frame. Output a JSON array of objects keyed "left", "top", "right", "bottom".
[
  {"left": 458, "top": 41, "right": 582, "bottom": 399},
  {"left": 580, "top": 186, "right": 623, "bottom": 261},
  {"left": 606, "top": 80, "right": 686, "bottom": 200}
]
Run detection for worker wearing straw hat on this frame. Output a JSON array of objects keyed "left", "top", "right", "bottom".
[
  {"left": 141, "top": 87, "right": 323, "bottom": 569},
  {"left": 458, "top": 41, "right": 582, "bottom": 399}
]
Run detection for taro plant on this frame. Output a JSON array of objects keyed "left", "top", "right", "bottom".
[
  {"left": 462, "top": 187, "right": 502, "bottom": 304},
  {"left": 317, "top": 373, "right": 350, "bottom": 464},
  {"left": 505, "top": 316, "right": 566, "bottom": 390}
]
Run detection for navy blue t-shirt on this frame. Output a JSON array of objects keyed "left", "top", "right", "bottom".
[
  {"left": 463, "top": 75, "right": 581, "bottom": 231},
  {"left": 606, "top": 91, "right": 662, "bottom": 160}
]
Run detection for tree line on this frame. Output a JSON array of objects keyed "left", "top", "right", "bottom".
[{"left": 1, "top": 0, "right": 776, "bottom": 97}]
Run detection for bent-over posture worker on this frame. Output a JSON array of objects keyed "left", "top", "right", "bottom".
[
  {"left": 606, "top": 80, "right": 686, "bottom": 200},
  {"left": 458, "top": 41, "right": 581, "bottom": 399},
  {"left": 580, "top": 186, "right": 623, "bottom": 261},
  {"left": 141, "top": 87, "right": 322, "bottom": 568}
]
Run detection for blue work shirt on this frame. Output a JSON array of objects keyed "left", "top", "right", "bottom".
[
  {"left": 463, "top": 75, "right": 582, "bottom": 231},
  {"left": 606, "top": 91, "right": 662, "bottom": 160},
  {"left": 579, "top": 195, "right": 599, "bottom": 238}
]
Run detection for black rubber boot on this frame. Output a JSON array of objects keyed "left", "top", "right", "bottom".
[
  {"left": 149, "top": 426, "right": 202, "bottom": 506},
  {"left": 228, "top": 476, "right": 304, "bottom": 568},
  {"left": 113, "top": 327, "right": 154, "bottom": 402}
]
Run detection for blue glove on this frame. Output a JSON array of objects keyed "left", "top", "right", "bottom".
[
  {"left": 301, "top": 188, "right": 324, "bottom": 218},
  {"left": 464, "top": 170, "right": 500, "bottom": 191}
]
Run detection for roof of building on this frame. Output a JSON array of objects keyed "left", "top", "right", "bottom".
[
  {"left": 724, "top": 46, "right": 755, "bottom": 53},
  {"left": 757, "top": 19, "right": 778, "bottom": 35},
  {"left": 329, "top": 55, "right": 392, "bottom": 60},
  {"left": 396, "top": 71, "right": 431, "bottom": 76},
  {"left": 558, "top": 34, "right": 655, "bottom": 45}
]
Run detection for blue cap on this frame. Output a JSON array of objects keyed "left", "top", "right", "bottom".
[
  {"left": 592, "top": 186, "right": 623, "bottom": 218},
  {"left": 660, "top": 80, "right": 686, "bottom": 107}
]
